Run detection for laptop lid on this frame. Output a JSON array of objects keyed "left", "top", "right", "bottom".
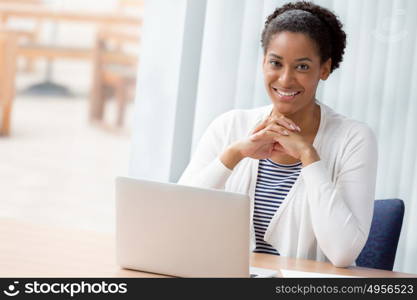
[{"left": 115, "top": 177, "right": 250, "bottom": 277}]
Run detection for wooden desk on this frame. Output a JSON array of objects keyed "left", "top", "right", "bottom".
[{"left": 0, "top": 218, "right": 415, "bottom": 278}]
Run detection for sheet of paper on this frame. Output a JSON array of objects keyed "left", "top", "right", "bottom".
[
  {"left": 250, "top": 266, "right": 278, "bottom": 278},
  {"left": 280, "top": 269, "right": 360, "bottom": 278}
]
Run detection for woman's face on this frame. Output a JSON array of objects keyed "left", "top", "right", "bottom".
[{"left": 263, "top": 31, "right": 331, "bottom": 116}]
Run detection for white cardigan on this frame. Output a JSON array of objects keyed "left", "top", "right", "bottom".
[{"left": 178, "top": 101, "right": 378, "bottom": 267}]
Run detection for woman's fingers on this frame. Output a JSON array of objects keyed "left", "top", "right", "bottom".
[
  {"left": 253, "top": 114, "right": 301, "bottom": 135},
  {"left": 265, "top": 124, "right": 290, "bottom": 136},
  {"left": 252, "top": 126, "right": 289, "bottom": 142},
  {"left": 269, "top": 115, "right": 301, "bottom": 132}
]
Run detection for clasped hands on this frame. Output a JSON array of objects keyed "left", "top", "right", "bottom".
[{"left": 234, "top": 114, "right": 316, "bottom": 162}]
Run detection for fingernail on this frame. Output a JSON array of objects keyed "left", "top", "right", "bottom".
[
  {"left": 297, "top": 126, "right": 301, "bottom": 132},
  {"left": 283, "top": 130, "right": 289, "bottom": 135},
  {"left": 290, "top": 124, "right": 296, "bottom": 130}
]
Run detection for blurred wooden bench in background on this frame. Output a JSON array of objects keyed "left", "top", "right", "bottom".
[
  {"left": 88, "top": 0, "right": 142, "bottom": 128},
  {"left": 0, "top": 30, "right": 17, "bottom": 136},
  {"left": 90, "top": 27, "right": 140, "bottom": 127},
  {"left": 0, "top": 0, "right": 44, "bottom": 72},
  {"left": 0, "top": 1, "right": 142, "bottom": 65},
  {"left": 0, "top": 0, "right": 143, "bottom": 134}
]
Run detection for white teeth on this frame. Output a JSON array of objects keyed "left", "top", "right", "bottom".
[
  {"left": 277, "top": 90, "right": 298, "bottom": 96},
  {"left": 272, "top": 88, "right": 299, "bottom": 96}
]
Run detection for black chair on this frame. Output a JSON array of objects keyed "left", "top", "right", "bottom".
[{"left": 356, "top": 199, "right": 405, "bottom": 270}]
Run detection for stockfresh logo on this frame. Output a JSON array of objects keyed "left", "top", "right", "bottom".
[{"left": 3, "top": 281, "right": 20, "bottom": 297}]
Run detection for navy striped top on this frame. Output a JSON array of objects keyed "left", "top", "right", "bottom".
[{"left": 253, "top": 158, "right": 302, "bottom": 255}]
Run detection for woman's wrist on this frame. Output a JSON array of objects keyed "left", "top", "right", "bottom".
[
  {"left": 220, "top": 142, "right": 245, "bottom": 170},
  {"left": 300, "top": 146, "right": 320, "bottom": 167}
]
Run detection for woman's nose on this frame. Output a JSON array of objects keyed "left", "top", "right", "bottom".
[{"left": 278, "top": 67, "right": 294, "bottom": 87}]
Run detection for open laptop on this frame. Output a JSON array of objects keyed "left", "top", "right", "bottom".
[{"left": 116, "top": 177, "right": 276, "bottom": 278}]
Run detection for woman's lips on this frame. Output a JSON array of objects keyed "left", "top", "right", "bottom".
[{"left": 272, "top": 87, "right": 301, "bottom": 101}]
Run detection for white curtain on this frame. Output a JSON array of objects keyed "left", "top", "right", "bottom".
[{"left": 130, "top": 0, "right": 417, "bottom": 273}]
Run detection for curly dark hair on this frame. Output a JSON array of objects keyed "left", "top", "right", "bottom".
[{"left": 261, "top": 1, "right": 346, "bottom": 73}]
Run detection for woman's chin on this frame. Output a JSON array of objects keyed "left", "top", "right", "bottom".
[{"left": 271, "top": 101, "right": 296, "bottom": 116}]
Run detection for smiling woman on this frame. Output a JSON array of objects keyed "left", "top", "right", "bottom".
[{"left": 178, "top": 1, "right": 378, "bottom": 268}]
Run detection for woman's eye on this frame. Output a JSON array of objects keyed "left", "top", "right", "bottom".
[
  {"left": 297, "top": 64, "right": 309, "bottom": 71},
  {"left": 269, "top": 60, "right": 281, "bottom": 67}
]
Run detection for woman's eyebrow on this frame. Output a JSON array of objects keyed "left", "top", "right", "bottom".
[
  {"left": 269, "top": 54, "right": 282, "bottom": 59},
  {"left": 268, "top": 54, "right": 312, "bottom": 62},
  {"left": 296, "top": 57, "right": 312, "bottom": 62}
]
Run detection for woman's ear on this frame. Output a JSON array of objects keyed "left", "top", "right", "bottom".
[{"left": 320, "top": 58, "right": 332, "bottom": 80}]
